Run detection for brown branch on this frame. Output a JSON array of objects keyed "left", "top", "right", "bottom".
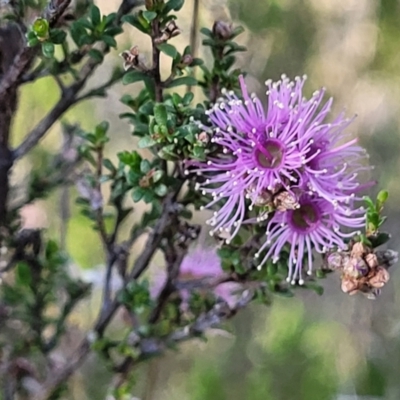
[
  {"left": 13, "top": 80, "right": 86, "bottom": 160},
  {"left": 128, "top": 191, "right": 179, "bottom": 281},
  {"left": 113, "top": 288, "right": 256, "bottom": 379}
]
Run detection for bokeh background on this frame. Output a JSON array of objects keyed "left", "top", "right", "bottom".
[{"left": 11, "top": 0, "right": 400, "bottom": 399}]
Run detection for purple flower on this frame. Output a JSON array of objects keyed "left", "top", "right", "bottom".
[
  {"left": 255, "top": 193, "right": 365, "bottom": 284},
  {"left": 191, "top": 75, "right": 317, "bottom": 240},
  {"left": 189, "top": 74, "right": 371, "bottom": 284},
  {"left": 190, "top": 75, "right": 370, "bottom": 241}
]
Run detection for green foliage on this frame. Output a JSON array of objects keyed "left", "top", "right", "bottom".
[
  {"left": 363, "top": 190, "right": 390, "bottom": 246},
  {"left": 199, "top": 24, "right": 246, "bottom": 99},
  {"left": 1, "top": 238, "right": 91, "bottom": 354},
  {"left": 119, "top": 280, "right": 153, "bottom": 316},
  {"left": 70, "top": 6, "right": 122, "bottom": 48},
  {"left": 26, "top": 17, "right": 67, "bottom": 58}
]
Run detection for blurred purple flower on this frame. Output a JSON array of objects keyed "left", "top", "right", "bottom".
[
  {"left": 255, "top": 193, "right": 365, "bottom": 284},
  {"left": 151, "top": 247, "right": 240, "bottom": 309}
]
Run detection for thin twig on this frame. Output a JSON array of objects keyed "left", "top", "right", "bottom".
[
  {"left": 113, "top": 288, "right": 256, "bottom": 375},
  {"left": 187, "top": 0, "right": 200, "bottom": 92},
  {"left": 151, "top": 18, "right": 163, "bottom": 103},
  {"left": 94, "top": 146, "right": 108, "bottom": 247}
]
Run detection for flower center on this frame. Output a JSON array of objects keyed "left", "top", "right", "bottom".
[
  {"left": 291, "top": 203, "right": 319, "bottom": 232},
  {"left": 254, "top": 139, "right": 285, "bottom": 170}
]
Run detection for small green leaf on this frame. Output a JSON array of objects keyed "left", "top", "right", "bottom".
[
  {"left": 154, "top": 184, "right": 168, "bottom": 197},
  {"left": 28, "top": 37, "right": 40, "bottom": 47},
  {"left": 138, "top": 136, "right": 156, "bottom": 148},
  {"left": 122, "top": 70, "right": 148, "bottom": 85},
  {"left": 132, "top": 188, "right": 145, "bottom": 202},
  {"left": 157, "top": 43, "right": 177, "bottom": 59},
  {"left": 154, "top": 104, "right": 168, "bottom": 126},
  {"left": 42, "top": 42, "right": 55, "bottom": 58},
  {"left": 90, "top": 5, "right": 101, "bottom": 26},
  {"left": 70, "top": 22, "right": 88, "bottom": 47},
  {"left": 122, "top": 15, "right": 150, "bottom": 34},
  {"left": 368, "top": 232, "right": 391, "bottom": 248},
  {"left": 16, "top": 262, "right": 32, "bottom": 286},
  {"left": 164, "top": 0, "right": 184, "bottom": 13},
  {"left": 101, "top": 34, "right": 117, "bottom": 47},
  {"left": 142, "top": 10, "right": 157, "bottom": 22},
  {"left": 200, "top": 27, "right": 213, "bottom": 38},
  {"left": 182, "top": 92, "right": 194, "bottom": 105},
  {"left": 49, "top": 28, "right": 66, "bottom": 44},
  {"left": 103, "top": 159, "right": 115, "bottom": 172},
  {"left": 166, "top": 76, "right": 197, "bottom": 88},
  {"left": 152, "top": 170, "right": 163, "bottom": 183},
  {"left": 140, "top": 159, "right": 151, "bottom": 173},
  {"left": 377, "top": 190, "right": 389, "bottom": 206},
  {"left": 88, "top": 48, "right": 104, "bottom": 62}
]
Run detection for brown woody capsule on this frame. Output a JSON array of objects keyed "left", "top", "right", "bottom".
[
  {"left": 365, "top": 253, "right": 379, "bottom": 269},
  {"left": 350, "top": 241, "right": 369, "bottom": 258},
  {"left": 368, "top": 266, "right": 390, "bottom": 288},
  {"left": 341, "top": 278, "right": 359, "bottom": 295}
]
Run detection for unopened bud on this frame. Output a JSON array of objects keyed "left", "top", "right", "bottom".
[
  {"left": 196, "top": 131, "right": 209, "bottom": 144},
  {"left": 145, "top": 0, "right": 154, "bottom": 10},
  {"left": 212, "top": 20, "right": 233, "bottom": 40},
  {"left": 181, "top": 54, "right": 194, "bottom": 66}
]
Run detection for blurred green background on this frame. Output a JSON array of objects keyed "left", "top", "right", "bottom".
[{"left": 12, "top": 0, "right": 400, "bottom": 399}]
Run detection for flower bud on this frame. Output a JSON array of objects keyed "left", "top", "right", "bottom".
[
  {"left": 196, "top": 132, "right": 209, "bottom": 144},
  {"left": 32, "top": 18, "right": 49, "bottom": 40},
  {"left": 212, "top": 21, "right": 233, "bottom": 40},
  {"left": 181, "top": 54, "right": 194, "bottom": 66},
  {"left": 145, "top": 0, "right": 154, "bottom": 10}
]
